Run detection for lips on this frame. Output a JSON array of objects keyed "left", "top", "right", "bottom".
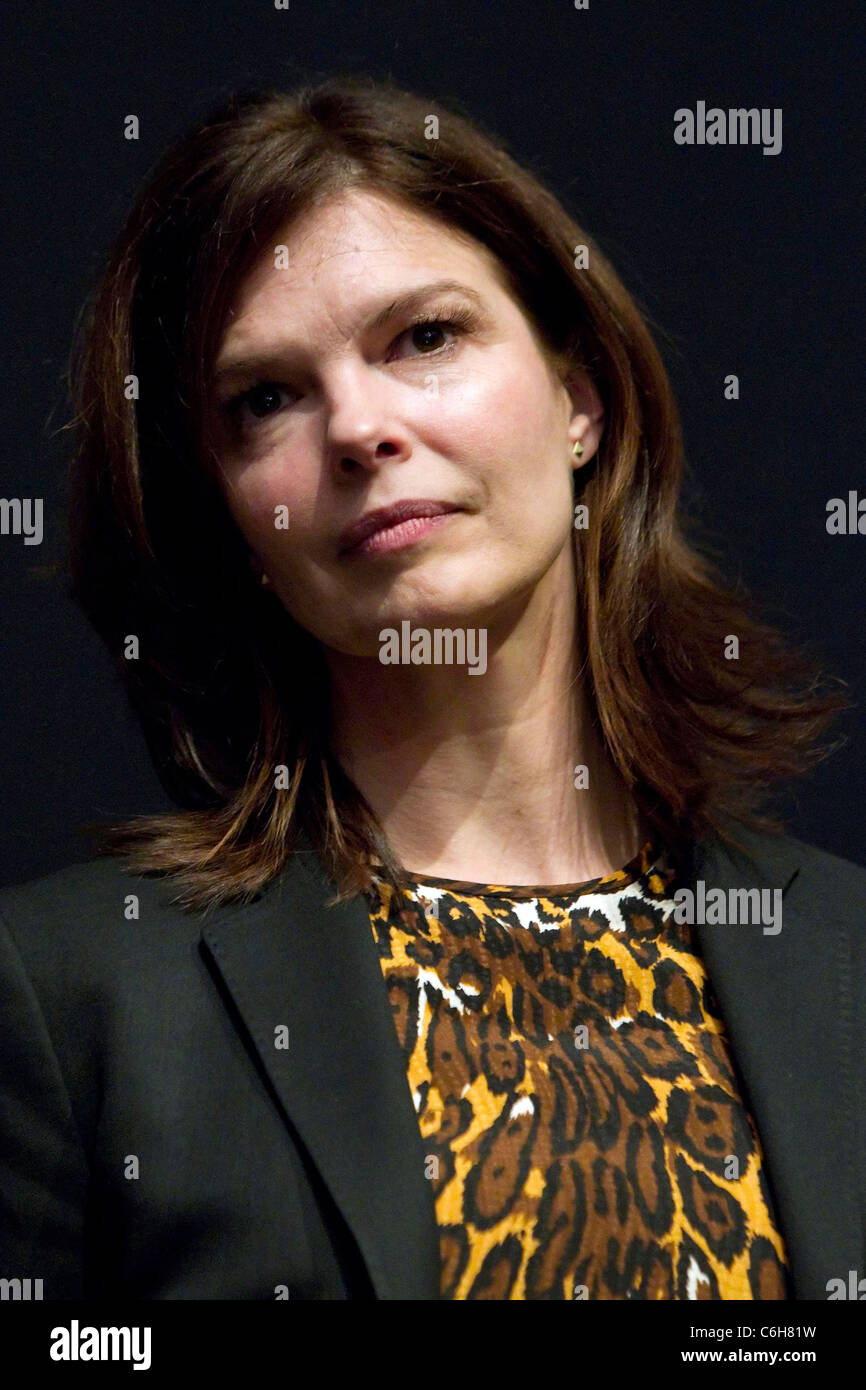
[{"left": 338, "top": 499, "right": 460, "bottom": 554}]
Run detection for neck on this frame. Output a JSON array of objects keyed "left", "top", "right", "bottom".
[{"left": 324, "top": 549, "right": 647, "bottom": 885}]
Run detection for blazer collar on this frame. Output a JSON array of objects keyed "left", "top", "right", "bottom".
[
  {"left": 200, "top": 839, "right": 442, "bottom": 1299},
  {"left": 201, "top": 825, "right": 857, "bottom": 1300}
]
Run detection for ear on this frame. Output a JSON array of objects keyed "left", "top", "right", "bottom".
[{"left": 563, "top": 368, "right": 604, "bottom": 468}]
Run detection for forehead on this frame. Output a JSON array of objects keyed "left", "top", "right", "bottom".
[{"left": 223, "top": 187, "right": 511, "bottom": 322}]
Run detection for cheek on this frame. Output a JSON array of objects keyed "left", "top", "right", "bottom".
[
  {"left": 220, "top": 458, "right": 311, "bottom": 554},
  {"left": 450, "top": 351, "right": 559, "bottom": 450},
  {"left": 450, "top": 360, "right": 565, "bottom": 487}
]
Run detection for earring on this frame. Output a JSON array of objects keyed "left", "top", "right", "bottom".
[
  {"left": 249, "top": 553, "right": 273, "bottom": 588},
  {"left": 572, "top": 439, "right": 584, "bottom": 460}
]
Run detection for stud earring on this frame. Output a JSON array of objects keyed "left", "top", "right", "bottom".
[
  {"left": 572, "top": 439, "right": 584, "bottom": 460},
  {"left": 249, "top": 553, "right": 273, "bottom": 588}
]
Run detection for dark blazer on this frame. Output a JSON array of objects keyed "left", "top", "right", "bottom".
[{"left": 1, "top": 822, "right": 864, "bottom": 1300}]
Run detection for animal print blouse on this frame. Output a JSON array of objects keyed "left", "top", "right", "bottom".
[{"left": 363, "top": 839, "right": 791, "bottom": 1300}]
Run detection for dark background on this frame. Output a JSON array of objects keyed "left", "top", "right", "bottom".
[{"left": 1, "top": 0, "right": 863, "bottom": 886}]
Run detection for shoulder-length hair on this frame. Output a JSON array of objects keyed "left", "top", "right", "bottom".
[{"left": 62, "top": 74, "right": 850, "bottom": 912}]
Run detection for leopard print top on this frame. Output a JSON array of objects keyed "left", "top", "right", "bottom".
[{"left": 363, "top": 839, "right": 791, "bottom": 1300}]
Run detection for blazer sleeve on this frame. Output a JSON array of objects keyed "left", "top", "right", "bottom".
[{"left": 0, "top": 904, "right": 89, "bottom": 1298}]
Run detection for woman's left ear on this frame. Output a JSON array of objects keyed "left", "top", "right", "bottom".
[{"left": 565, "top": 370, "right": 604, "bottom": 467}]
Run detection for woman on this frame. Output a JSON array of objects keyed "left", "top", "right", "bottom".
[{"left": 1, "top": 76, "right": 863, "bottom": 1302}]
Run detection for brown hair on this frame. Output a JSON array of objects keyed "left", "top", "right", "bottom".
[{"left": 61, "top": 74, "right": 851, "bottom": 913}]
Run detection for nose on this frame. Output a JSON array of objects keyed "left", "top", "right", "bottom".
[{"left": 322, "top": 361, "right": 413, "bottom": 475}]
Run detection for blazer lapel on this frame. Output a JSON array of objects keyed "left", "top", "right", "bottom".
[
  {"left": 200, "top": 838, "right": 441, "bottom": 1300},
  {"left": 688, "top": 827, "right": 860, "bottom": 1299}
]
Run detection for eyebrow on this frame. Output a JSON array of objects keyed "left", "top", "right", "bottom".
[{"left": 212, "top": 278, "right": 488, "bottom": 387}]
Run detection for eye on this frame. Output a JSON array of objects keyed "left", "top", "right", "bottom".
[
  {"left": 237, "top": 382, "right": 292, "bottom": 421},
  {"left": 389, "top": 315, "right": 463, "bottom": 359}
]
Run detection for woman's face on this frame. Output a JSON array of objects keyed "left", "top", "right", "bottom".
[{"left": 208, "top": 188, "right": 603, "bottom": 655}]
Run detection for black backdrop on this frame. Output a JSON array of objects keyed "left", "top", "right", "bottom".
[{"left": 1, "top": 0, "right": 863, "bottom": 886}]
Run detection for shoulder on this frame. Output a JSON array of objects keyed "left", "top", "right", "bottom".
[
  {"left": 0, "top": 854, "right": 207, "bottom": 963},
  {"left": 0, "top": 857, "right": 227, "bottom": 1040},
  {"left": 689, "top": 818, "right": 866, "bottom": 917},
  {"left": 783, "top": 832, "right": 866, "bottom": 888},
  {"left": 712, "top": 820, "right": 866, "bottom": 912},
  {"left": 0, "top": 848, "right": 317, "bottom": 994},
  {"left": 780, "top": 833, "right": 866, "bottom": 944},
  {"left": 751, "top": 825, "right": 866, "bottom": 895},
  {"left": 0, "top": 855, "right": 277, "bottom": 1128}
]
